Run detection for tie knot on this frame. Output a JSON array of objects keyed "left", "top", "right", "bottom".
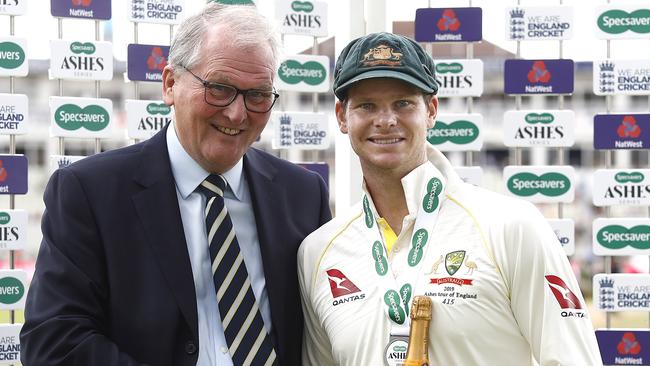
[{"left": 198, "top": 174, "right": 227, "bottom": 199}]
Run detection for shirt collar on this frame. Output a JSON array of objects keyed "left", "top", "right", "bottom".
[
  {"left": 362, "top": 146, "right": 459, "bottom": 218},
  {"left": 166, "top": 122, "right": 244, "bottom": 200}
]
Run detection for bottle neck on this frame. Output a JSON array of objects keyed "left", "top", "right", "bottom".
[{"left": 403, "top": 318, "right": 430, "bottom": 366}]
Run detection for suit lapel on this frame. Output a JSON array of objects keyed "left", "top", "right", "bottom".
[{"left": 131, "top": 127, "right": 198, "bottom": 337}]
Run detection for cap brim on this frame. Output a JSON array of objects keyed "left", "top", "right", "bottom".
[{"left": 334, "top": 69, "right": 435, "bottom": 99}]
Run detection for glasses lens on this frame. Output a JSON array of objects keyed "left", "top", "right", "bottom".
[
  {"left": 245, "top": 90, "right": 276, "bottom": 113},
  {"left": 205, "top": 83, "right": 237, "bottom": 106}
]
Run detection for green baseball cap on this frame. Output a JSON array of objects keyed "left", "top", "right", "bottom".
[{"left": 333, "top": 32, "right": 439, "bottom": 100}]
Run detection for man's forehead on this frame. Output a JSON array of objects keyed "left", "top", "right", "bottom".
[{"left": 347, "top": 79, "right": 422, "bottom": 98}]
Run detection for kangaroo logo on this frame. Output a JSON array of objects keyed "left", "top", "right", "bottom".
[{"left": 326, "top": 269, "right": 361, "bottom": 298}]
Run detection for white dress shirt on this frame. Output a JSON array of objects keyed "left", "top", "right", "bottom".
[{"left": 166, "top": 123, "right": 273, "bottom": 365}]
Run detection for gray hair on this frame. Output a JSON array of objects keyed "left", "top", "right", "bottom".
[{"left": 168, "top": 3, "right": 280, "bottom": 72}]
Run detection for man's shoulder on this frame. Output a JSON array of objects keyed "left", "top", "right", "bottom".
[
  {"left": 299, "top": 203, "right": 362, "bottom": 261},
  {"left": 59, "top": 141, "right": 148, "bottom": 181},
  {"left": 448, "top": 181, "right": 541, "bottom": 223},
  {"left": 246, "top": 147, "right": 322, "bottom": 182},
  {"left": 247, "top": 147, "right": 305, "bottom": 171}
]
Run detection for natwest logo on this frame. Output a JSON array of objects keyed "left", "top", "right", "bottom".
[
  {"left": 618, "top": 332, "right": 641, "bottom": 355},
  {"left": 71, "top": 0, "right": 91, "bottom": 7},
  {"left": 326, "top": 269, "right": 360, "bottom": 298},
  {"left": 147, "top": 47, "right": 166, "bottom": 71},
  {"left": 528, "top": 61, "right": 551, "bottom": 83},
  {"left": 617, "top": 115, "right": 641, "bottom": 138},
  {"left": 437, "top": 9, "right": 460, "bottom": 31},
  {"left": 0, "top": 160, "right": 7, "bottom": 182}
]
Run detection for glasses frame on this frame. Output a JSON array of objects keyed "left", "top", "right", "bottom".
[{"left": 180, "top": 65, "right": 279, "bottom": 113}]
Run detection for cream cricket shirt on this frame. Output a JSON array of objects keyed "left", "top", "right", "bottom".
[{"left": 298, "top": 145, "right": 602, "bottom": 366}]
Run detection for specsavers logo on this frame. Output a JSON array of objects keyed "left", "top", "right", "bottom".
[
  {"left": 278, "top": 60, "right": 326, "bottom": 85},
  {"left": 55, "top": 104, "right": 109, "bottom": 131},
  {"left": 0, "top": 276, "right": 23, "bottom": 305},
  {"left": 363, "top": 195, "right": 374, "bottom": 228},
  {"left": 0, "top": 42, "right": 25, "bottom": 70},
  {"left": 616, "top": 172, "right": 644, "bottom": 183},
  {"left": 427, "top": 120, "right": 479, "bottom": 145},
  {"left": 383, "top": 287, "right": 411, "bottom": 324},
  {"left": 0, "top": 212, "right": 9, "bottom": 225},
  {"left": 421, "top": 177, "right": 443, "bottom": 214},
  {"left": 597, "top": 225, "right": 650, "bottom": 249},
  {"left": 507, "top": 172, "right": 571, "bottom": 197},
  {"left": 408, "top": 229, "right": 428, "bottom": 267},
  {"left": 435, "top": 62, "right": 463, "bottom": 74},
  {"left": 372, "top": 241, "right": 388, "bottom": 276},
  {"left": 598, "top": 9, "right": 650, "bottom": 35},
  {"left": 525, "top": 112, "right": 554, "bottom": 124},
  {"left": 291, "top": 1, "right": 313, "bottom": 12},
  {"left": 146, "top": 103, "right": 171, "bottom": 115},
  {"left": 69, "top": 42, "right": 95, "bottom": 54}
]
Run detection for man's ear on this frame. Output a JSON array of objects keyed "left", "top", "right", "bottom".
[
  {"left": 426, "top": 95, "right": 439, "bottom": 129},
  {"left": 335, "top": 100, "right": 349, "bottom": 134},
  {"left": 162, "top": 65, "right": 176, "bottom": 106}
]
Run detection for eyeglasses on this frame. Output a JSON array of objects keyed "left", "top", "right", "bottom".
[{"left": 180, "top": 65, "right": 279, "bottom": 113}]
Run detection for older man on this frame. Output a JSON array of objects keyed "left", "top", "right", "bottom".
[{"left": 21, "top": 4, "right": 330, "bottom": 366}]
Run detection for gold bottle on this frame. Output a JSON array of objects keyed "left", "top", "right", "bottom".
[{"left": 403, "top": 296, "right": 432, "bottom": 366}]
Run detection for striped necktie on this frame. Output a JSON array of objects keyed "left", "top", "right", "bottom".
[{"left": 197, "top": 174, "right": 278, "bottom": 366}]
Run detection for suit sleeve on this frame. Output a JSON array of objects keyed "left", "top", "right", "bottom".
[
  {"left": 20, "top": 169, "right": 147, "bottom": 366},
  {"left": 499, "top": 202, "right": 602, "bottom": 366},
  {"left": 298, "top": 241, "right": 336, "bottom": 366},
  {"left": 315, "top": 172, "right": 332, "bottom": 226}
]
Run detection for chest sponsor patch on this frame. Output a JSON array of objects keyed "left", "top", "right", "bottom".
[{"left": 326, "top": 269, "right": 365, "bottom": 306}]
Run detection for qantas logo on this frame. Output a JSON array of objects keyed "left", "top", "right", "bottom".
[
  {"left": 545, "top": 275, "right": 582, "bottom": 309},
  {"left": 545, "top": 275, "right": 586, "bottom": 318},
  {"left": 326, "top": 269, "right": 365, "bottom": 306},
  {"left": 326, "top": 269, "right": 360, "bottom": 298}
]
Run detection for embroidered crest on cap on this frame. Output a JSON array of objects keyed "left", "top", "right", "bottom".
[{"left": 360, "top": 44, "right": 403, "bottom": 67}]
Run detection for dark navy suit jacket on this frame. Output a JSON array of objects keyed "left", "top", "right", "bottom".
[{"left": 20, "top": 126, "right": 331, "bottom": 366}]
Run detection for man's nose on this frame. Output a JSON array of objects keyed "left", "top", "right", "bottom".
[
  {"left": 374, "top": 109, "right": 397, "bottom": 128},
  {"left": 221, "top": 94, "right": 246, "bottom": 124}
]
